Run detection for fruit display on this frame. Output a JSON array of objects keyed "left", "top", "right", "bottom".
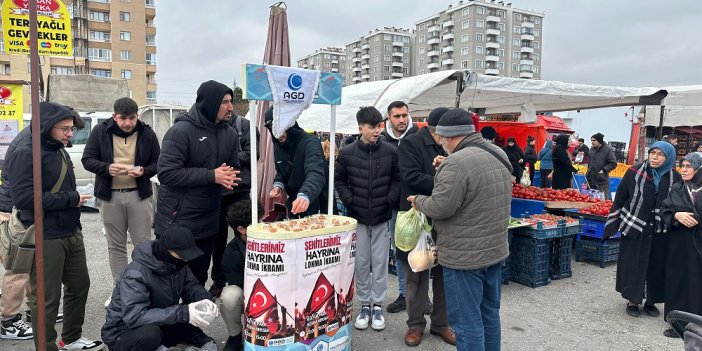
[
  {"left": 508, "top": 217, "right": 529, "bottom": 229},
  {"left": 519, "top": 213, "right": 579, "bottom": 229},
  {"left": 512, "top": 184, "right": 598, "bottom": 203},
  {"left": 259, "top": 214, "right": 352, "bottom": 233},
  {"left": 575, "top": 163, "right": 630, "bottom": 178},
  {"left": 578, "top": 200, "right": 614, "bottom": 217}
]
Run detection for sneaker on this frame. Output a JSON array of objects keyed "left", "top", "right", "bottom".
[
  {"left": 354, "top": 305, "right": 371, "bottom": 330},
  {"left": 386, "top": 295, "right": 406, "bottom": 313},
  {"left": 371, "top": 306, "right": 385, "bottom": 331},
  {"left": 58, "top": 337, "right": 105, "bottom": 350},
  {"left": 25, "top": 310, "right": 63, "bottom": 324},
  {"left": 0, "top": 314, "right": 33, "bottom": 340}
]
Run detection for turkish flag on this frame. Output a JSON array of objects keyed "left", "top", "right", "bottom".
[
  {"left": 263, "top": 305, "right": 280, "bottom": 334},
  {"left": 305, "top": 273, "right": 334, "bottom": 313},
  {"left": 246, "top": 278, "right": 277, "bottom": 318}
]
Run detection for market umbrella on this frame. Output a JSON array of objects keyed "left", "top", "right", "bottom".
[{"left": 257, "top": 2, "right": 290, "bottom": 219}]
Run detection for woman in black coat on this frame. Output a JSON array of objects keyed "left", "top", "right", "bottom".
[
  {"left": 524, "top": 136, "right": 538, "bottom": 183},
  {"left": 660, "top": 151, "right": 702, "bottom": 338},
  {"left": 604, "top": 141, "right": 680, "bottom": 318},
  {"left": 503, "top": 137, "right": 525, "bottom": 181},
  {"left": 549, "top": 134, "right": 577, "bottom": 189}
]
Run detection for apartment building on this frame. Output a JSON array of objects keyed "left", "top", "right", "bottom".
[
  {"left": 344, "top": 27, "right": 414, "bottom": 85},
  {"left": 0, "top": 0, "right": 157, "bottom": 110},
  {"left": 414, "top": 0, "right": 543, "bottom": 79},
  {"left": 296, "top": 47, "right": 346, "bottom": 78}
]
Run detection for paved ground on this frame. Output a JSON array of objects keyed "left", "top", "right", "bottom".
[{"left": 1, "top": 212, "right": 682, "bottom": 350}]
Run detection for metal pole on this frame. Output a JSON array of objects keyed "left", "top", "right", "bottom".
[
  {"left": 657, "top": 105, "right": 665, "bottom": 140},
  {"left": 29, "top": 2, "right": 47, "bottom": 350},
  {"left": 327, "top": 105, "right": 337, "bottom": 215},
  {"left": 249, "top": 100, "right": 258, "bottom": 223}
]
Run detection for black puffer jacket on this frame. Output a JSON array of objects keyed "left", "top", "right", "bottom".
[
  {"left": 155, "top": 81, "right": 239, "bottom": 239},
  {"left": 221, "top": 236, "right": 246, "bottom": 289},
  {"left": 398, "top": 127, "right": 446, "bottom": 212},
  {"left": 81, "top": 119, "right": 160, "bottom": 201},
  {"left": 101, "top": 241, "right": 211, "bottom": 346},
  {"left": 6, "top": 103, "right": 81, "bottom": 239},
  {"left": 270, "top": 124, "right": 326, "bottom": 217},
  {"left": 335, "top": 140, "right": 400, "bottom": 226},
  {"left": 226, "top": 116, "right": 259, "bottom": 196},
  {"left": 0, "top": 126, "right": 30, "bottom": 212}
]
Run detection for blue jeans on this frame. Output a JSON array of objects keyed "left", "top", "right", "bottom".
[
  {"left": 443, "top": 263, "right": 502, "bottom": 351},
  {"left": 389, "top": 210, "right": 405, "bottom": 295}
]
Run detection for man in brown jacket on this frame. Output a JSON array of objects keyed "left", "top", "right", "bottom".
[{"left": 408, "top": 108, "right": 512, "bottom": 351}]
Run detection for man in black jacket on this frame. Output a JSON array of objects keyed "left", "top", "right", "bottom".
[
  {"left": 155, "top": 80, "right": 241, "bottom": 285},
  {"left": 209, "top": 114, "right": 259, "bottom": 298},
  {"left": 102, "top": 226, "right": 218, "bottom": 351},
  {"left": 82, "top": 97, "right": 161, "bottom": 300},
  {"left": 6, "top": 102, "right": 102, "bottom": 351},
  {"left": 335, "top": 106, "right": 400, "bottom": 332},
  {"left": 265, "top": 107, "right": 326, "bottom": 218},
  {"left": 587, "top": 133, "right": 617, "bottom": 200},
  {"left": 397, "top": 107, "right": 455, "bottom": 347}
]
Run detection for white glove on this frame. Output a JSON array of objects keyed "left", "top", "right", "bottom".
[
  {"left": 188, "top": 301, "right": 210, "bottom": 328},
  {"left": 198, "top": 299, "right": 219, "bottom": 317}
]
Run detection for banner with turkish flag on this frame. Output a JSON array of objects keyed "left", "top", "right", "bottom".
[
  {"left": 305, "top": 273, "right": 334, "bottom": 314},
  {"left": 245, "top": 278, "right": 277, "bottom": 319}
]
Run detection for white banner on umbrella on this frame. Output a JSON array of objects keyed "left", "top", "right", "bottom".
[{"left": 265, "top": 65, "right": 320, "bottom": 138}]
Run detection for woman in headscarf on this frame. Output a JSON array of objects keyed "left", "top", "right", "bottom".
[
  {"left": 549, "top": 134, "right": 577, "bottom": 189},
  {"left": 503, "top": 137, "right": 525, "bottom": 181},
  {"left": 660, "top": 152, "right": 702, "bottom": 338},
  {"left": 604, "top": 141, "right": 681, "bottom": 319},
  {"left": 537, "top": 139, "right": 553, "bottom": 188},
  {"left": 524, "top": 136, "right": 538, "bottom": 183}
]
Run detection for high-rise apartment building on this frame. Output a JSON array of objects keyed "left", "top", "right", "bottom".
[
  {"left": 344, "top": 27, "right": 414, "bottom": 85},
  {"left": 0, "top": 0, "right": 157, "bottom": 110},
  {"left": 414, "top": 0, "right": 543, "bottom": 79},
  {"left": 296, "top": 47, "right": 346, "bottom": 78}
]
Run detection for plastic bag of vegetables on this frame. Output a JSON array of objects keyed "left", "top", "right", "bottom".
[
  {"left": 395, "top": 208, "right": 431, "bottom": 252},
  {"left": 408, "top": 229, "right": 438, "bottom": 272}
]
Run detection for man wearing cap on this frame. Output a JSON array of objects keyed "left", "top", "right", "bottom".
[
  {"left": 587, "top": 133, "right": 617, "bottom": 200},
  {"left": 397, "top": 107, "right": 454, "bottom": 347},
  {"left": 408, "top": 108, "right": 512, "bottom": 351},
  {"left": 155, "top": 80, "right": 241, "bottom": 285},
  {"left": 102, "top": 226, "right": 218, "bottom": 351}
]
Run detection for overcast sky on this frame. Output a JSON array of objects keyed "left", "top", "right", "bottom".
[{"left": 154, "top": 0, "right": 702, "bottom": 141}]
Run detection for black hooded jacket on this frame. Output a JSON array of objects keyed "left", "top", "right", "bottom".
[
  {"left": 101, "top": 241, "right": 211, "bottom": 346},
  {"left": 269, "top": 123, "right": 327, "bottom": 217},
  {"left": 551, "top": 134, "right": 578, "bottom": 189},
  {"left": 226, "top": 116, "right": 259, "bottom": 196},
  {"left": 81, "top": 118, "right": 161, "bottom": 201},
  {"left": 0, "top": 126, "right": 31, "bottom": 212},
  {"left": 6, "top": 103, "right": 82, "bottom": 239},
  {"left": 155, "top": 81, "right": 240, "bottom": 239},
  {"left": 221, "top": 236, "right": 246, "bottom": 289}
]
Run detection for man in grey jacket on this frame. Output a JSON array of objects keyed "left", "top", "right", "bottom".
[
  {"left": 586, "top": 133, "right": 617, "bottom": 200},
  {"left": 408, "top": 108, "right": 512, "bottom": 351}
]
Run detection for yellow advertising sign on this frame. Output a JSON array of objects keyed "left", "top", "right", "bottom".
[{"left": 1, "top": 0, "right": 73, "bottom": 57}]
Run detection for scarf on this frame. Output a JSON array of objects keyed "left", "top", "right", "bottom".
[
  {"left": 682, "top": 152, "right": 702, "bottom": 202},
  {"left": 649, "top": 141, "right": 676, "bottom": 191}
]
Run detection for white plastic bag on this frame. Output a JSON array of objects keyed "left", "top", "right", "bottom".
[
  {"left": 395, "top": 208, "right": 430, "bottom": 252},
  {"left": 520, "top": 167, "right": 531, "bottom": 187},
  {"left": 407, "top": 229, "right": 438, "bottom": 272}
]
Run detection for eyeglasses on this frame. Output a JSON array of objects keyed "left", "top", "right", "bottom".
[{"left": 53, "top": 126, "right": 76, "bottom": 134}]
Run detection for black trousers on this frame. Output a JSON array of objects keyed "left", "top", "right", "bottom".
[
  {"left": 111, "top": 323, "right": 212, "bottom": 350},
  {"left": 188, "top": 236, "right": 217, "bottom": 286},
  {"left": 211, "top": 193, "right": 246, "bottom": 287}
]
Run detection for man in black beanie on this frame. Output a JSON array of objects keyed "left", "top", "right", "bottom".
[
  {"left": 408, "top": 108, "right": 512, "bottom": 351},
  {"left": 397, "top": 107, "right": 454, "bottom": 346},
  {"left": 587, "top": 132, "right": 617, "bottom": 200},
  {"left": 155, "top": 80, "right": 241, "bottom": 285},
  {"left": 102, "top": 226, "right": 218, "bottom": 351},
  {"left": 480, "top": 126, "right": 497, "bottom": 144}
]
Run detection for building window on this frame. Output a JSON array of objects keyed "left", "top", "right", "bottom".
[
  {"left": 146, "top": 0, "right": 155, "bottom": 7},
  {"left": 513, "top": 25, "right": 520, "bottom": 34},
  {"left": 1, "top": 63, "right": 10, "bottom": 75},
  {"left": 419, "top": 35, "right": 425, "bottom": 43},
  {"left": 461, "top": 34, "right": 469, "bottom": 43},
  {"left": 374, "top": 56, "right": 380, "bottom": 62},
  {"left": 461, "top": 60, "right": 468, "bottom": 69},
  {"left": 462, "top": 8, "right": 469, "bottom": 16},
  {"left": 475, "top": 60, "right": 483, "bottom": 68},
  {"left": 121, "top": 69, "right": 132, "bottom": 79},
  {"left": 383, "top": 76, "right": 389, "bottom": 80},
  {"left": 476, "top": 20, "right": 485, "bottom": 28},
  {"left": 146, "top": 53, "right": 156, "bottom": 65},
  {"left": 534, "top": 41, "right": 540, "bottom": 49},
  {"left": 476, "top": 33, "right": 484, "bottom": 41},
  {"left": 497, "top": 10, "right": 505, "bottom": 18},
  {"left": 384, "top": 44, "right": 391, "bottom": 51},
  {"left": 120, "top": 50, "right": 131, "bottom": 60},
  {"left": 119, "top": 11, "right": 130, "bottom": 22},
  {"left": 513, "top": 38, "right": 520, "bottom": 46},
  {"left": 146, "top": 34, "right": 156, "bottom": 46},
  {"left": 403, "top": 47, "right": 409, "bottom": 53},
  {"left": 497, "top": 36, "right": 505, "bottom": 44},
  {"left": 498, "top": 23, "right": 505, "bottom": 31},
  {"left": 120, "top": 31, "right": 131, "bottom": 41},
  {"left": 324, "top": 62, "right": 330, "bottom": 68},
  {"left": 498, "top": 62, "right": 505, "bottom": 70},
  {"left": 461, "top": 47, "right": 469, "bottom": 55},
  {"left": 384, "top": 55, "right": 391, "bottom": 62},
  {"left": 513, "top": 51, "right": 519, "bottom": 59},
  {"left": 375, "top": 36, "right": 380, "bottom": 42},
  {"left": 418, "top": 58, "right": 424, "bottom": 66},
  {"left": 534, "top": 17, "right": 540, "bottom": 25},
  {"left": 51, "top": 66, "right": 73, "bottom": 75},
  {"left": 497, "top": 49, "right": 504, "bottom": 57},
  {"left": 475, "top": 46, "right": 483, "bottom": 54},
  {"left": 477, "top": 6, "right": 484, "bottom": 15},
  {"left": 384, "top": 65, "right": 390, "bottom": 72},
  {"left": 147, "top": 91, "right": 157, "bottom": 103},
  {"left": 89, "top": 11, "right": 109, "bottom": 22},
  {"left": 515, "top": 13, "right": 521, "bottom": 21},
  {"left": 419, "top": 24, "right": 425, "bottom": 31},
  {"left": 90, "top": 69, "right": 111, "bottom": 78},
  {"left": 384, "top": 34, "right": 392, "bottom": 41},
  {"left": 373, "top": 66, "right": 378, "bottom": 72},
  {"left": 534, "top": 29, "right": 540, "bottom": 37},
  {"left": 89, "top": 30, "right": 110, "bottom": 42},
  {"left": 533, "top": 53, "right": 539, "bottom": 61},
  {"left": 513, "top": 64, "right": 519, "bottom": 71},
  {"left": 418, "top": 47, "right": 425, "bottom": 54},
  {"left": 534, "top": 66, "right": 539, "bottom": 73},
  {"left": 146, "top": 73, "right": 156, "bottom": 84},
  {"left": 88, "top": 48, "right": 111, "bottom": 62},
  {"left": 462, "top": 20, "right": 469, "bottom": 29}
]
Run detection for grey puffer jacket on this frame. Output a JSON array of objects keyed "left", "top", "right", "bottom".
[{"left": 414, "top": 133, "right": 512, "bottom": 270}]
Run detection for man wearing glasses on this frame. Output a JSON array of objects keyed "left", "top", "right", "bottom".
[{"left": 586, "top": 133, "right": 617, "bottom": 200}]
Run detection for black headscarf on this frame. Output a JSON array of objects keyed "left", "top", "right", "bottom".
[{"left": 682, "top": 152, "right": 702, "bottom": 202}]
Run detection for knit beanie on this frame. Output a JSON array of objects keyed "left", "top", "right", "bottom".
[
  {"left": 436, "top": 108, "right": 475, "bottom": 137},
  {"left": 592, "top": 133, "right": 604, "bottom": 144},
  {"left": 427, "top": 107, "right": 450, "bottom": 127}
]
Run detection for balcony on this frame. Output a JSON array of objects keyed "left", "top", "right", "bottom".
[
  {"left": 361, "top": 43, "right": 370, "bottom": 50},
  {"left": 486, "top": 55, "right": 499, "bottom": 62},
  {"left": 331, "top": 68, "right": 339, "bottom": 73},
  {"left": 441, "top": 58, "right": 454, "bottom": 66},
  {"left": 391, "top": 72, "right": 404, "bottom": 78},
  {"left": 522, "top": 22, "right": 535, "bottom": 28},
  {"left": 331, "top": 59, "right": 338, "bottom": 64},
  {"left": 427, "top": 50, "right": 440, "bottom": 57},
  {"left": 392, "top": 61, "right": 403, "bottom": 67},
  {"left": 486, "top": 15, "right": 501, "bottom": 23},
  {"left": 427, "top": 37, "right": 441, "bottom": 45},
  {"left": 352, "top": 47, "right": 361, "bottom": 53},
  {"left": 521, "top": 33, "right": 535, "bottom": 41},
  {"left": 520, "top": 45, "right": 534, "bottom": 53},
  {"left": 427, "top": 62, "right": 440, "bottom": 69},
  {"left": 352, "top": 66, "right": 362, "bottom": 72},
  {"left": 392, "top": 41, "right": 403, "bottom": 47},
  {"left": 353, "top": 76, "right": 361, "bottom": 82},
  {"left": 361, "top": 64, "right": 370, "bottom": 70},
  {"left": 352, "top": 57, "right": 361, "bottom": 63},
  {"left": 392, "top": 51, "right": 403, "bottom": 57},
  {"left": 486, "top": 28, "right": 500, "bottom": 36},
  {"left": 520, "top": 71, "right": 534, "bottom": 79},
  {"left": 442, "top": 46, "right": 454, "bottom": 54},
  {"left": 361, "top": 54, "right": 370, "bottom": 60},
  {"left": 301, "top": 64, "right": 308, "bottom": 69},
  {"left": 485, "top": 68, "right": 499, "bottom": 75},
  {"left": 486, "top": 42, "right": 500, "bottom": 49},
  {"left": 520, "top": 59, "right": 534, "bottom": 65},
  {"left": 443, "top": 20, "right": 454, "bottom": 28},
  {"left": 361, "top": 74, "right": 370, "bottom": 80},
  {"left": 443, "top": 33, "right": 454, "bottom": 41},
  {"left": 428, "top": 25, "right": 440, "bottom": 33}
]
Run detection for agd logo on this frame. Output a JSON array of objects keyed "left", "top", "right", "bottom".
[{"left": 284, "top": 73, "right": 304, "bottom": 100}]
